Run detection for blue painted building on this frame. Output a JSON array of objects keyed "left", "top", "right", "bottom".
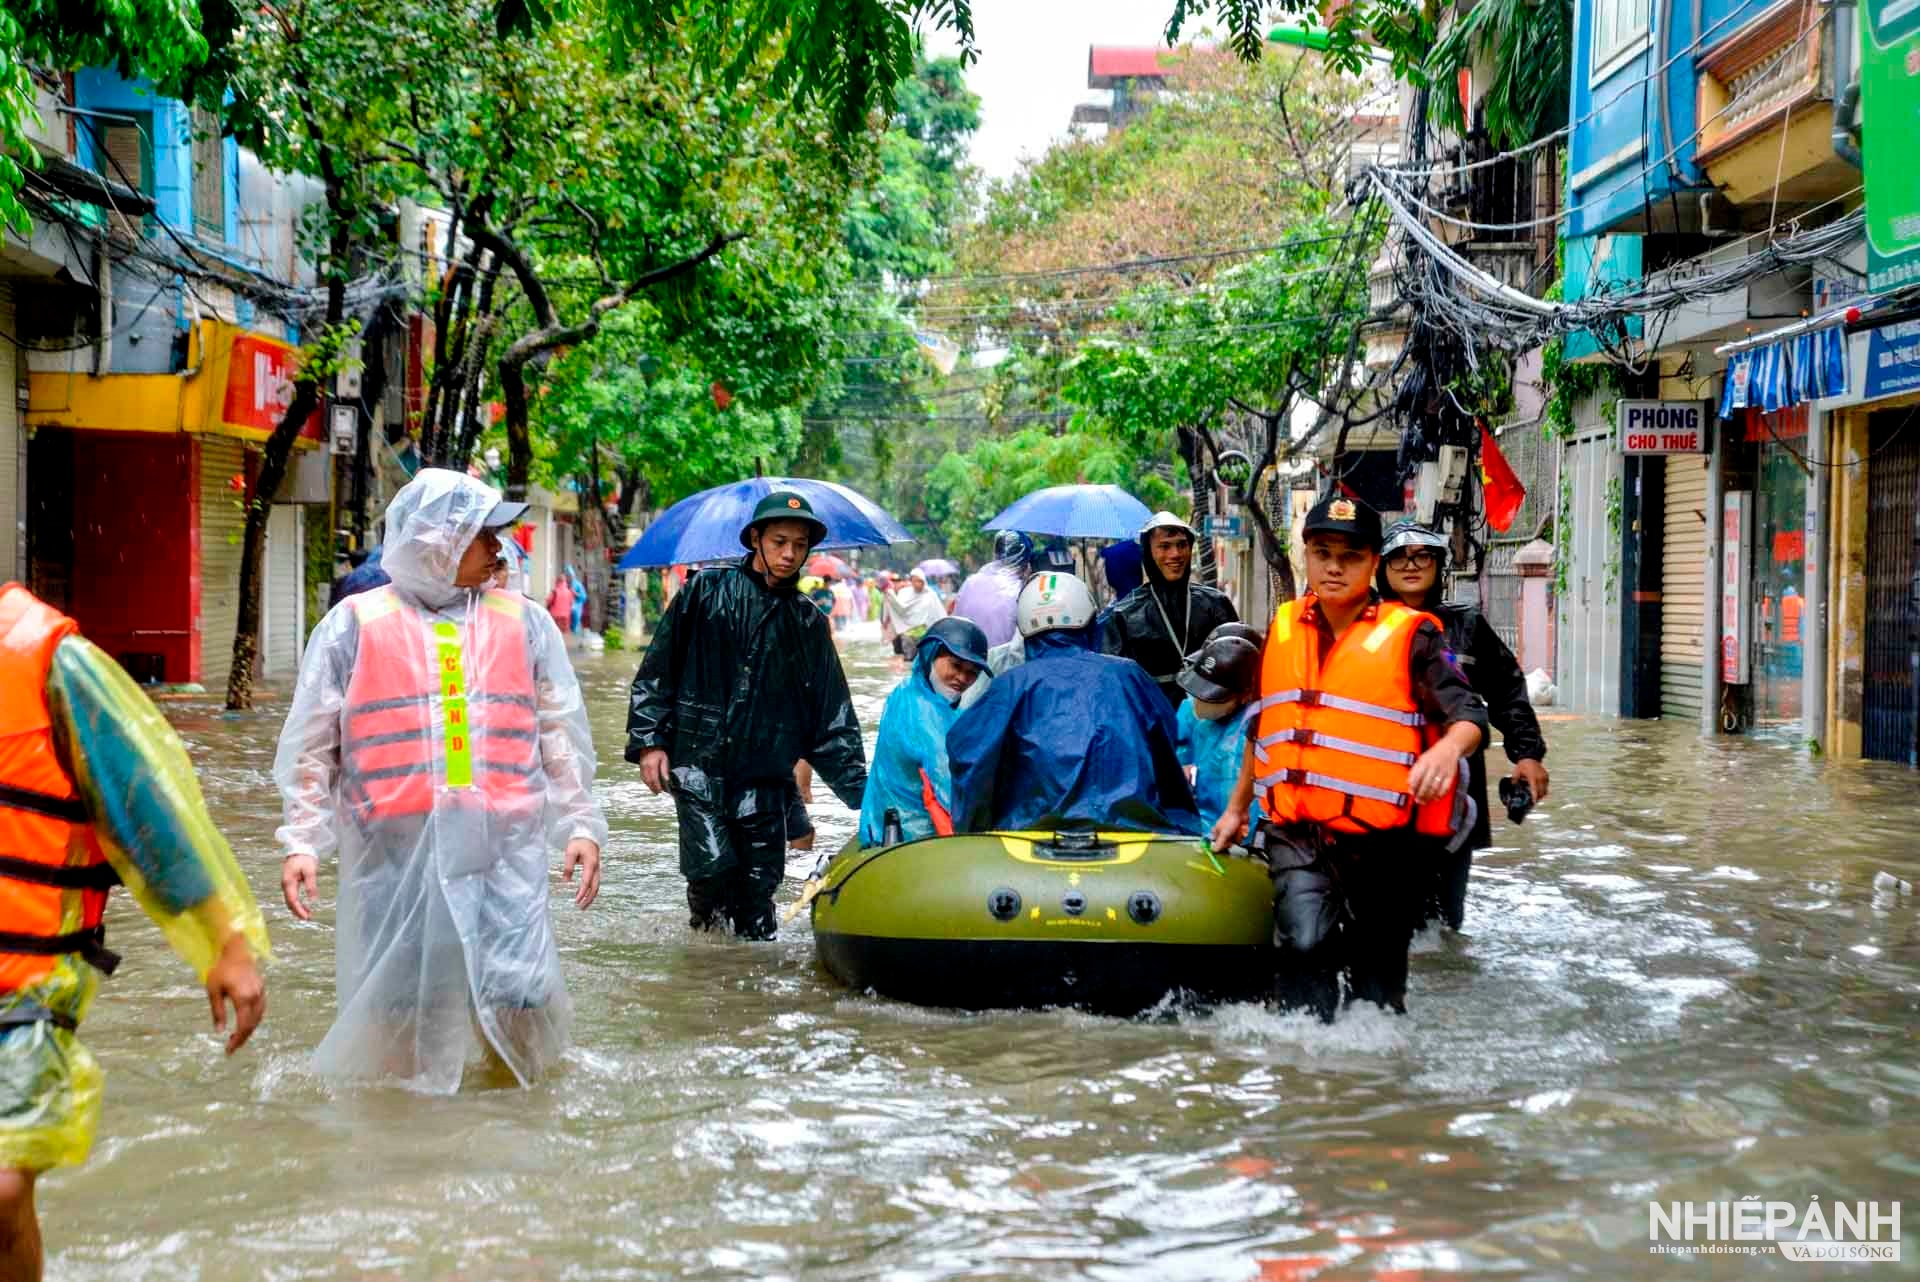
[
  {"left": 1557, "top": 0, "right": 1868, "bottom": 744},
  {"left": 6, "top": 70, "right": 328, "bottom": 687}
]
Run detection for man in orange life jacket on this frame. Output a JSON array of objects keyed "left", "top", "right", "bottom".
[
  {"left": 276, "top": 469, "right": 606, "bottom": 1093},
  {"left": 0, "top": 583, "right": 269, "bottom": 1280},
  {"left": 1210, "top": 492, "right": 1487, "bottom": 1023}
]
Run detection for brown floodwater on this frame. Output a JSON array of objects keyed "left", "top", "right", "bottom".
[{"left": 39, "top": 627, "right": 1920, "bottom": 1279}]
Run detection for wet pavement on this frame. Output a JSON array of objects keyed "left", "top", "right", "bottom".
[{"left": 40, "top": 627, "right": 1920, "bottom": 1279}]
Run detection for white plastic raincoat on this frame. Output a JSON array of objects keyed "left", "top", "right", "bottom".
[{"left": 274, "top": 469, "right": 606, "bottom": 1093}]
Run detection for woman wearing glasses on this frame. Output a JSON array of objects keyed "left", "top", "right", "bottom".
[{"left": 1377, "top": 522, "right": 1549, "bottom": 932}]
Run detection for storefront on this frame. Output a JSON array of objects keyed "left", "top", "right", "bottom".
[
  {"left": 24, "top": 320, "right": 324, "bottom": 687},
  {"left": 1744, "top": 405, "right": 1811, "bottom": 729}
]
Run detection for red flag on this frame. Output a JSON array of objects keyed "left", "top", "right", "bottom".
[
  {"left": 711, "top": 380, "right": 732, "bottom": 411},
  {"left": 1478, "top": 421, "right": 1525, "bottom": 533}
]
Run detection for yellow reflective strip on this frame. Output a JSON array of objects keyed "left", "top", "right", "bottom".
[
  {"left": 1272, "top": 603, "right": 1293, "bottom": 644},
  {"left": 433, "top": 621, "right": 473, "bottom": 788},
  {"left": 480, "top": 591, "right": 521, "bottom": 619},
  {"left": 1361, "top": 607, "right": 1412, "bottom": 653}
]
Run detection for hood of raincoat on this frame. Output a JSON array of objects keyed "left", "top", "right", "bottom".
[
  {"left": 380, "top": 468, "right": 503, "bottom": 611},
  {"left": 858, "top": 644, "right": 969, "bottom": 844},
  {"left": 946, "top": 630, "right": 1200, "bottom": 835}
]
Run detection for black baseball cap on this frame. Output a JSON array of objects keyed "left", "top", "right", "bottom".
[
  {"left": 481, "top": 500, "right": 530, "bottom": 530},
  {"left": 1301, "top": 491, "right": 1383, "bottom": 552}
]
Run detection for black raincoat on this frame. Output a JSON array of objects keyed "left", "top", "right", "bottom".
[
  {"left": 1101, "top": 560, "right": 1237, "bottom": 709},
  {"left": 626, "top": 559, "right": 866, "bottom": 937},
  {"left": 1429, "top": 600, "right": 1547, "bottom": 929}
]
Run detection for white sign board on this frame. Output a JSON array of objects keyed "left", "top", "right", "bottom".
[
  {"left": 329, "top": 403, "right": 358, "bottom": 457},
  {"left": 1618, "top": 400, "right": 1710, "bottom": 454},
  {"left": 1721, "top": 490, "right": 1751, "bottom": 685}
]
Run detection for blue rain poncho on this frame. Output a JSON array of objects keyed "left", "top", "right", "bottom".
[
  {"left": 858, "top": 642, "right": 970, "bottom": 844},
  {"left": 947, "top": 626, "right": 1200, "bottom": 835},
  {"left": 1175, "top": 701, "right": 1262, "bottom": 834},
  {"left": 274, "top": 469, "right": 607, "bottom": 1094}
]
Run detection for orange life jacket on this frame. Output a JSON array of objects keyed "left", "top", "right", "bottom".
[
  {"left": 341, "top": 586, "right": 542, "bottom": 826},
  {"left": 0, "top": 584, "right": 122, "bottom": 1006},
  {"left": 1251, "top": 595, "right": 1469, "bottom": 843}
]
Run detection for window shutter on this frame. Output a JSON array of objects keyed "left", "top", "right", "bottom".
[{"left": 192, "top": 109, "right": 225, "bottom": 243}]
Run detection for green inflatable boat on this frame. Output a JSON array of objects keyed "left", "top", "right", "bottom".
[{"left": 809, "top": 830, "right": 1275, "bottom": 1014}]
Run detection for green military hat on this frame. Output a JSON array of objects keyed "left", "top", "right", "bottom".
[
  {"left": 740, "top": 490, "right": 829, "bottom": 549},
  {"left": 1301, "top": 490, "right": 1384, "bottom": 551}
]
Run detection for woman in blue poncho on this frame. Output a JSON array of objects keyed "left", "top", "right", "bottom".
[{"left": 858, "top": 618, "right": 992, "bottom": 844}]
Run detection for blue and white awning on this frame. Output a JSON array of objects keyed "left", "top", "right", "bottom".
[{"left": 1719, "top": 325, "right": 1848, "bottom": 417}]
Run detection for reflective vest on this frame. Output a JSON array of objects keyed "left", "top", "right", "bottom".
[
  {"left": 341, "top": 587, "right": 542, "bottom": 826},
  {"left": 1251, "top": 595, "right": 1466, "bottom": 841},
  {"left": 0, "top": 585, "right": 122, "bottom": 1006}
]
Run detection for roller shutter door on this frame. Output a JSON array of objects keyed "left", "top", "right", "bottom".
[
  {"left": 1661, "top": 455, "right": 1709, "bottom": 719},
  {"left": 196, "top": 436, "right": 247, "bottom": 686},
  {"left": 263, "top": 502, "right": 303, "bottom": 680}
]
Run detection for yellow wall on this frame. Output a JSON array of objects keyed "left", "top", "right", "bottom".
[{"left": 25, "top": 320, "right": 318, "bottom": 448}]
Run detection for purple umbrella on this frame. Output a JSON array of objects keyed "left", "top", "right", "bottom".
[{"left": 915, "top": 558, "right": 961, "bottom": 579}]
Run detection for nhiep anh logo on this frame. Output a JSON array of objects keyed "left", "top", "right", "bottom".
[{"left": 1649, "top": 1196, "right": 1901, "bottom": 1262}]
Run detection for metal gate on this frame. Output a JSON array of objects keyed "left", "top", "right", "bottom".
[
  {"left": 1555, "top": 414, "right": 1623, "bottom": 715},
  {"left": 1863, "top": 413, "right": 1920, "bottom": 764}
]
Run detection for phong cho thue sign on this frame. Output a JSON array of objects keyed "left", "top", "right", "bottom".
[{"left": 1617, "top": 400, "right": 1709, "bottom": 455}]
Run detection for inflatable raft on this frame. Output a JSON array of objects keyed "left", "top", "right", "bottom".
[{"left": 810, "top": 830, "right": 1275, "bottom": 1014}]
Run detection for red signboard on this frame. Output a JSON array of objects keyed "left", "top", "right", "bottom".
[
  {"left": 1743, "top": 404, "right": 1808, "bottom": 443},
  {"left": 221, "top": 333, "right": 322, "bottom": 441}
]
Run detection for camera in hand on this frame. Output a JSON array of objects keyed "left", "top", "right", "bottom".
[{"left": 1497, "top": 776, "right": 1534, "bottom": 824}]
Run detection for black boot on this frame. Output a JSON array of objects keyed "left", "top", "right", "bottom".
[{"left": 686, "top": 878, "right": 730, "bottom": 933}]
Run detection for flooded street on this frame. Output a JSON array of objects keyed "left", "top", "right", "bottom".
[{"left": 41, "top": 629, "right": 1920, "bottom": 1280}]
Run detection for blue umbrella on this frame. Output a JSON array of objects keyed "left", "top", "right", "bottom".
[
  {"left": 984, "top": 484, "right": 1152, "bottom": 540},
  {"left": 617, "top": 477, "right": 913, "bottom": 570}
]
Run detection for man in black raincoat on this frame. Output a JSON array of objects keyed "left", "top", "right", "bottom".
[
  {"left": 1102, "top": 512, "right": 1238, "bottom": 710},
  {"left": 627, "top": 492, "right": 867, "bottom": 939}
]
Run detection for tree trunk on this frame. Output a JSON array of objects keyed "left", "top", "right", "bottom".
[
  {"left": 499, "top": 356, "right": 534, "bottom": 500},
  {"left": 228, "top": 60, "right": 348, "bottom": 711},
  {"left": 350, "top": 305, "right": 392, "bottom": 542}
]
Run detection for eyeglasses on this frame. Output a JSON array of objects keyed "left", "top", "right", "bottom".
[{"left": 1386, "top": 549, "right": 1439, "bottom": 569}]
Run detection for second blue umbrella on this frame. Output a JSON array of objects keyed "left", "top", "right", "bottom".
[{"left": 983, "top": 484, "right": 1151, "bottom": 541}]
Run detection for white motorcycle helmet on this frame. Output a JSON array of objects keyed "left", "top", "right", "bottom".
[{"left": 1016, "top": 572, "right": 1098, "bottom": 638}]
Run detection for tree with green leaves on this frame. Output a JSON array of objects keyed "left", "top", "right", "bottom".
[
  {"left": 1060, "top": 215, "right": 1384, "bottom": 599},
  {"left": 923, "top": 426, "right": 1181, "bottom": 564}
]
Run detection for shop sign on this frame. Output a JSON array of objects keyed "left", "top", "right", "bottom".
[
  {"left": 1864, "top": 320, "right": 1920, "bottom": 400},
  {"left": 1618, "top": 400, "right": 1709, "bottom": 454},
  {"left": 220, "top": 332, "right": 322, "bottom": 442},
  {"left": 1204, "top": 514, "right": 1247, "bottom": 539},
  {"left": 1722, "top": 491, "right": 1752, "bottom": 685},
  {"left": 1864, "top": 0, "right": 1920, "bottom": 292}
]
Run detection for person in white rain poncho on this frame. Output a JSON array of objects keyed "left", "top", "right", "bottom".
[{"left": 274, "top": 469, "right": 607, "bottom": 1092}]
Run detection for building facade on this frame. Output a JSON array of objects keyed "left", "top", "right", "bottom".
[
  {"left": 1558, "top": 0, "right": 1920, "bottom": 763},
  {"left": 5, "top": 69, "right": 332, "bottom": 689}
]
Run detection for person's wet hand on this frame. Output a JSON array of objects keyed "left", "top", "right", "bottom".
[
  {"left": 564, "top": 839, "right": 601, "bottom": 908},
  {"left": 1209, "top": 804, "right": 1247, "bottom": 853},
  {"left": 281, "top": 854, "right": 319, "bottom": 920},
  {"left": 1409, "top": 742, "right": 1462, "bottom": 803},
  {"left": 205, "top": 934, "right": 265, "bottom": 1056},
  {"left": 639, "top": 749, "right": 671, "bottom": 794},
  {"left": 1513, "top": 758, "right": 1549, "bottom": 802}
]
